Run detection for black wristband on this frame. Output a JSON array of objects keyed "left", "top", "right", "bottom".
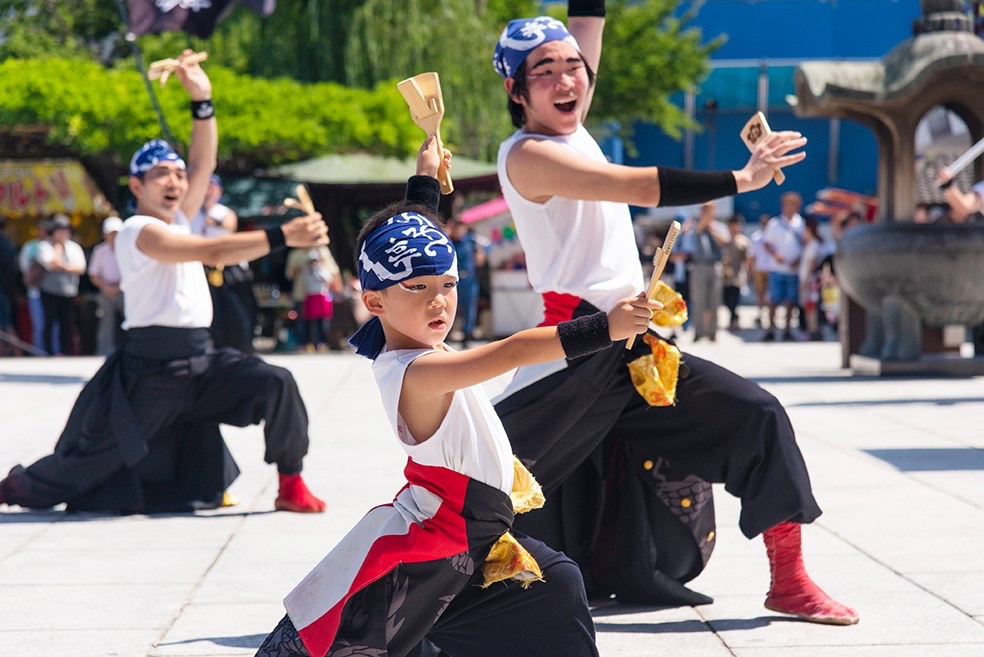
[
  {"left": 190, "top": 99, "right": 215, "bottom": 120},
  {"left": 264, "top": 225, "right": 286, "bottom": 253},
  {"left": 405, "top": 175, "right": 441, "bottom": 214},
  {"left": 568, "top": 0, "right": 606, "bottom": 17},
  {"left": 657, "top": 167, "right": 738, "bottom": 207},
  {"left": 938, "top": 178, "right": 954, "bottom": 190},
  {"left": 557, "top": 311, "right": 612, "bottom": 359}
]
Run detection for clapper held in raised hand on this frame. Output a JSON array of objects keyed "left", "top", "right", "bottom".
[
  {"left": 397, "top": 72, "right": 454, "bottom": 195},
  {"left": 626, "top": 220, "right": 682, "bottom": 349},
  {"left": 741, "top": 111, "right": 785, "bottom": 185}
]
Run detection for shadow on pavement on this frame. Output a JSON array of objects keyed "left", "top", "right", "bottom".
[
  {"left": 865, "top": 447, "right": 984, "bottom": 472},
  {"left": 160, "top": 635, "right": 267, "bottom": 649},
  {"left": 593, "top": 617, "right": 782, "bottom": 634},
  {"left": 0, "top": 509, "right": 278, "bottom": 523},
  {"left": 789, "top": 396, "right": 984, "bottom": 407},
  {"left": 0, "top": 373, "right": 90, "bottom": 385}
]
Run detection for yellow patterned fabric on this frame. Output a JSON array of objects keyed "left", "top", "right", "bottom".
[
  {"left": 650, "top": 280, "right": 689, "bottom": 327},
  {"left": 480, "top": 457, "right": 546, "bottom": 588},
  {"left": 481, "top": 531, "right": 543, "bottom": 588},
  {"left": 509, "top": 456, "right": 545, "bottom": 513},
  {"left": 627, "top": 334, "right": 682, "bottom": 407}
]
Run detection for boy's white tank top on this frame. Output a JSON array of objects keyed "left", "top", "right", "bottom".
[
  {"left": 496, "top": 125, "right": 644, "bottom": 314},
  {"left": 372, "top": 348, "right": 514, "bottom": 494}
]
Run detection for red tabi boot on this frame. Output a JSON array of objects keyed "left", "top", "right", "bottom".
[
  {"left": 762, "top": 521, "right": 859, "bottom": 625},
  {"left": 275, "top": 473, "right": 326, "bottom": 513}
]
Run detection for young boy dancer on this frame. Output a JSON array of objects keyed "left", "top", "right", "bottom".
[
  {"left": 491, "top": 2, "right": 858, "bottom": 624},
  {"left": 0, "top": 51, "right": 326, "bottom": 514},
  {"left": 254, "top": 135, "right": 657, "bottom": 657}
]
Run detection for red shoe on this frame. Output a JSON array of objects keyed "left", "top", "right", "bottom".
[
  {"left": 274, "top": 473, "right": 326, "bottom": 513},
  {"left": 763, "top": 522, "right": 859, "bottom": 625}
]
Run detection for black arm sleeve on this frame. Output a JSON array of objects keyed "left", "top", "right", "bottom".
[
  {"left": 657, "top": 167, "right": 739, "bottom": 208},
  {"left": 568, "top": 0, "right": 606, "bottom": 17},
  {"left": 405, "top": 175, "right": 441, "bottom": 214},
  {"left": 557, "top": 311, "right": 613, "bottom": 359}
]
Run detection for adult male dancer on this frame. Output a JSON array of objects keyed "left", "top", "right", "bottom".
[
  {"left": 0, "top": 51, "right": 327, "bottom": 515},
  {"left": 491, "top": 4, "right": 858, "bottom": 624}
]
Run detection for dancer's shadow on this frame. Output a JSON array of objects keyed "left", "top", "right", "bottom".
[
  {"left": 174, "top": 615, "right": 789, "bottom": 652},
  {"left": 0, "top": 373, "right": 90, "bottom": 384},
  {"left": 590, "top": 601, "right": 795, "bottom": 634},
  {"left": 160, "top": 634, "right": 267, "bottom": 650},
  {"left": 0, "top": 508, "right": 277, "bottom": 524}
]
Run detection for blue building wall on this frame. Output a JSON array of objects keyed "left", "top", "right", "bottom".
[
  {"left": 619, "top": 0, "right": 924, "bottom": 219},
  {"left": 695, "top": 0, "right": 918, "bottom": 60}
]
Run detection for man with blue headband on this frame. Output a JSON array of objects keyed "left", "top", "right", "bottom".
[
  {"left": 255, "top": 134, "right": 657, "bottom": 657},
  {"left": 491, "top": 0, "right": 858, "bottom": 625},
  {"left": 1, "top": 51, "right": 329, "bottom": 515}
]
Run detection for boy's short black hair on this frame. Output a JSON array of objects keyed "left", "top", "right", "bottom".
[
  {"left": 354, "top": 201, "right": 445, "bottom": 272},
  {"left": 507, "top": 60, "right": 597, "bottom": 129}
]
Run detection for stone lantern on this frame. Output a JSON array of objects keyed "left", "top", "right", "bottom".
[{"left": 794, "top": 0, "right": 984, "bottom": 374}]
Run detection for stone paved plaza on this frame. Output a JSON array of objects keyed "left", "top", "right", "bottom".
[{"left": 2, "top": 328, "right": 983, "bottom": 656}]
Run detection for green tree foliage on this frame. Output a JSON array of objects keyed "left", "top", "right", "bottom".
[
  {"left": 344, "top": 0, "right": 520, "bottom": 161},
  {"left": 0, "top": 0, "right": 121, "bottom": 61},
  {"left": 0, "top": 0, "right": 720, "bottom": 166},
  {"left": 592, "top": 0, "right": 724, "bottom": 140},
  {"left": 0, "top": 57, "right": 420, "bottom": 171}
]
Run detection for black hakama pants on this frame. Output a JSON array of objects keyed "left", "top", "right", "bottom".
[
  {"left": 3, "top": 327, "right": 309, "bottom": 512},
  {"left": 494, "top": 328, "right": 821, "bottom": 605},
  {"left": 256, "top": 532, "right": 597, "bottom": 657}
]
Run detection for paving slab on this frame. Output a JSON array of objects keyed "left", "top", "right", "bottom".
[{"left": 2, "top": 320, "right": 983, "bottom": 656}]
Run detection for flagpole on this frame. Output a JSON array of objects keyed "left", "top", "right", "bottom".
[{"left": 114, "top": 0, "right": 176, "bottom": 145}]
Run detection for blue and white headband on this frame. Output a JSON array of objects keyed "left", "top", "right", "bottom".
[
  {"left": 349, "top": 211, "right": 458, "bottom": 359},
  {"left": 493, "top": 16, "right": 580, "bottom": 79},
  {"left": 129, "top": 139, "right": 186, "bottom": 178}
]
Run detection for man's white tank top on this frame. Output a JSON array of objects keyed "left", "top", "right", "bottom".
[
  {"left": 497, "top": 125, "right": 644, "bottom": 314},
  {"left": 373, "top": 348, "right": 514, "bottom": 494},
  {"left": 116, "top": 215, "right": 213, "bottom": 330}
]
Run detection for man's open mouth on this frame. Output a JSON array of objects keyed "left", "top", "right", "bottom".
[{"left": 555, "top": 100, "right": 577, "bottom": 113}]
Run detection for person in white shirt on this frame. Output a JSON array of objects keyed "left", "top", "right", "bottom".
[
  {"left": 36, "top": 214, "right": 86, "bottom": 355},
  {"left": 88, "top": 215, "right": 124, "bottom": 355},
  {"left": 0, "top": 51, "right": 328, "bottom": 515},
  {"left": 798, "top": 217, "right": 825, "bottom": 341},
  {"left": 762, "top": 192, "right": 804, "bottom": 341},
  {"left": 18, "top": 217, "right": 51, "bottom": 349},
  {"left": 490, "top": 2, "right": 857, "bottom": 626}
]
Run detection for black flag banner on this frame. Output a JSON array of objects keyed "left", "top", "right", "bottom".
[{"left": 127, "top": 0, "right": 276, "bottom": 39}]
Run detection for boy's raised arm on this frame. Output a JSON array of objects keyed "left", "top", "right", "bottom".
[
  {"left": 405, "top": 134, "right": 450, "bottom": 213},
  {"left": 404, "top": 293, "right": 658, "bottom": 398}
]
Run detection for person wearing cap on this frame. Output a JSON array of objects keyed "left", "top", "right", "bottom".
[
  {"left": 190, "top": 174, "right": 257, "bottom": 353},
  {"left": 489, "top": 1, "right": 858, "bottom": 625},
  {"left": 0, "top": 51, "right": 328, "bottom": 515},
  {"left": 88, "top": 214, "right": 125, "bottom": 355},
  {"left": 36, "top": 213, "right": 86, "bottom": 356}
]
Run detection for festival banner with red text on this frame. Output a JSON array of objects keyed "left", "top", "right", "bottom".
[{"left": 0, "top": 160, "right": 111, "bottom": 219}]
